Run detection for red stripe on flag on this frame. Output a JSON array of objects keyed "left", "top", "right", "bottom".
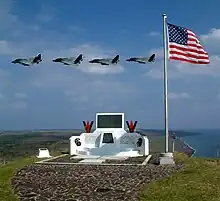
[
  {"left": 169, "top": 50, "right": 209, "bottom": 60},
  {"left": 169, "top": 56, "right": 210, "bottom": 64}
]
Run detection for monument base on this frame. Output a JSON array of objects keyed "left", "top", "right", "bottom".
[{"left": 159, "top": 152, "right": 175, "bottom": 165}]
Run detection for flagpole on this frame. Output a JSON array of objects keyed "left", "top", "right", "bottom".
[{"left": 162, "top": 14, "right": 169, "bottom": 153}]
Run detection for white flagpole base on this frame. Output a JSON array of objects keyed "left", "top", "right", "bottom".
[{"left": 159, "top": 152, "right": 175, "bottom": 165}]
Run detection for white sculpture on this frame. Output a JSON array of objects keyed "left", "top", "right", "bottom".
[
  {"left": 69, "top": 113, "right": 149, "bottom": 159},
  {"left": 37, "top": 148, "right": 52, "bottom": 158}
]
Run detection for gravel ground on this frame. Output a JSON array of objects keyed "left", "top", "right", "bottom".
[
  {"left": 148, "top": 153, "right": 161, "bottom": 165},
  {"left": 11, "top": 155, "right": 184, "bottom": 201},
  {"left": 104, "top": 156, "right": 147, "bottom": 164}
]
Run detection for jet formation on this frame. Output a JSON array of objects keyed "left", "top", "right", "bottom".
[{"left": 11, "top": 53, "right": 156, "bottom": 67}]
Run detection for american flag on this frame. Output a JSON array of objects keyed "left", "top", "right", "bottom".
[{"left": 167, "top": 23, "right": 210, "bottom": 64}]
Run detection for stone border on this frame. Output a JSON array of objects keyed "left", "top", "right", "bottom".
[
  {"left": 35, "top": 154, "right": 153, "bottom": 166},
  {"left": 142, "top": 154, "right": 152, "bottom": 165},
  {"left": 35, "top": 154, "right": 68, "bottom": 163}
]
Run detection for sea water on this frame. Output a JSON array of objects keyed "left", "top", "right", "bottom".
[{"left": 181, "top": 130, "right": 220, "bottom": 158}]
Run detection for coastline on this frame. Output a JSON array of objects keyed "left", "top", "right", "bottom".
[{"left": 175, "top": 137, "right": 196, "bottom": 157}]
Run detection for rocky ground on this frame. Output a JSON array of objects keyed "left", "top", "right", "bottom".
[
  {"left": 147, "top": 153, "right": 161, "bottom": 165},
  {"left": 11, "top": 154, "right": 184, "bottom": 201}
]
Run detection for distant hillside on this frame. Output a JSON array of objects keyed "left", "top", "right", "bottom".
[
  {"left": 185, "top": 129, "right": 220, "bottom": 135},
  {"left": 136, "top": 129, "right": 203, "bottom": 137}
]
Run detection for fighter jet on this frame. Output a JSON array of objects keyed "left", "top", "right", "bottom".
[
  {"left": 12, "top": 54, "right": 42, "bottom": 66},
  {"left": 89, "top": 55, "right": 119, "bottom": 65},
  {"left": 126, "top": 53, "right": 155, "bottom": 64},
  {"left": 52, "top": 54, "right": 83, "bottom": 65}
]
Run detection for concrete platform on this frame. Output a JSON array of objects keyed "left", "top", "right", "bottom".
[
  {"left": 71, "top": 155, "right": 129, "bottom": 160},
  {"left": 70, "top": 155, "right": 100, "bottom": 159},
  {"left": 79, "top": 159, "right": 106, "bottom": 164},
  {"left": 99, "top": 156, "right": 129, "bottom": 160}
]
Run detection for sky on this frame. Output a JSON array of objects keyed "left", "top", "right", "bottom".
[{"left": 1, "top": 0, "right": 220, "bottom": 130}]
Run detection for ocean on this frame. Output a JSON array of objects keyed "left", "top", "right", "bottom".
[{"left": 181, "top": 129, "right": 220, "bottom": 158}]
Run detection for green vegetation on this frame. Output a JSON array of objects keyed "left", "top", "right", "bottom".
[
  {"left": 148, "top": 135, "right": 178, "bottom": 153},
  {"left": 141, "top": 153, "right": 220, "bottom": 201},
  {"left": 0, "top": 131, "right": 80, "bottom": 162},
  {"left": 0, "top": 157, "right": 37, "bottom": 201}
]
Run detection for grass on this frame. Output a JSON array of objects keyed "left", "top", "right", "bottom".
[
  {"left": 0, "top": 157, "right": 37, "bottom": 201},
  {"left": 148, "top": 135, "right": 173, "bottom": 153},
  {"left": 0, "top": 151, "right": 62, "bottom": 201},
  {"left": 140, "top": 153, "right": 220, "bottom": 201}
]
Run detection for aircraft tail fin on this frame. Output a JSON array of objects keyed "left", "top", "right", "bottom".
[
  {"left": 112, "top": 55, "right": 119, "bottom": 64},
  {"left": 37, "top": 54, "right": 42, "bottom": 60},
  {"left": 74, "top": 54, "right": 83, "bottom": 64},
  {"left": 148, "top": 54, "right": 155, "bottom": 62},
  {"left": 33, "top": 54, "right": 42, "bottom": 63},
  {"left": 12, "top": 59, "right": 18, "bottom": 64}
]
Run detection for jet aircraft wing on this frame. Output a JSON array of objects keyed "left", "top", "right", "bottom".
[
  {"left": 12, "top": 59, "right": 31, "bottom": 66},
  {"left": 61, "top": 58, "right": 76, "bottom": 65},
  {"left": 53, "top": 57, "right": 74, "bottom": 65},
  {"left": 99, "top": 62, "right": 109, "bottom": 65},
  {"left": 98, "top": 59, "right": 110, "bottom": 65}
]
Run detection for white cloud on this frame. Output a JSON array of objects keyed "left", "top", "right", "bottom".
[
  {"left": 68, "top": 25, "right": 87, "bottom": 33},
  {"left": 168, "top": 92, "right": 191, "bottom": 100},
  {"left": 36, "top": 4, "right": 58, "bottom": 22},
  {"left": 62, "top": 78, "right": 137, "bottom": 111},
  {"left": 148, "top": 31, "right": 161, "bottom": 37},
  {"left": 0, "top": 92, "right": 6, "bottom": 100},
  {"left": 64, "top": 79, "right": 135, "bottom": 101},
  {"left": 149, "top": 47, "right": 163, "bottom": 59},
  {"left": 147, "top": 68, "right": 182, "bottom": 79},
  {"left": 200, "top": 28, "right": 220, "bottom": 41},
  {"left": 0, "top": 40, "right": 28, "bottom": 56},
  {"left": 14, "top": 92, "right": 28, "bottom": 99},
  {"left": 0, "top": 69, "right": 11, "bottom": 90},
  {"left": 9, "top": 101, "right": 27, "bottom": 110},
  {"left": 200, "top": 28, "right": 220, "bottom": 55},
  {"left": 0, "top": 0, "right": 19, "bottom": 29}
]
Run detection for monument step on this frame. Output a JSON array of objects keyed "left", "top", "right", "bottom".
[{"left": 79, "top": 158, "right": 106, "bottom": 164}]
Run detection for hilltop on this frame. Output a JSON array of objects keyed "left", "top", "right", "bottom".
[
  {"left": 0, "top": 129, "right": 199, "bottom": 163},
  {"left": 1, "top": 153, "right": 220, "bottom": 201},
  {"left": 0, "top": 129, "right": 217, "bottom": 201}
]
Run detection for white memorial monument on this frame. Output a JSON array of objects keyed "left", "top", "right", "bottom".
[
  {"left": 37, "top": 148, "right": 52, "bottom": 158},
  {"left": 69, "top": 113, "right": 149, "bottom": 161}
]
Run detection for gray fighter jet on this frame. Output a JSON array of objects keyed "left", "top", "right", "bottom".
[
  {"left": 126, "top": 53, "right": 155, "bottom": 64},
  {"left": 52, "top": 54, "right": 83, "bottom": 65},
  {"left": 12, "top": 54, "right": 42, "bottom": 66},
  {"left": 89, "top": 55, "right": 119, "bottom": 65}
]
